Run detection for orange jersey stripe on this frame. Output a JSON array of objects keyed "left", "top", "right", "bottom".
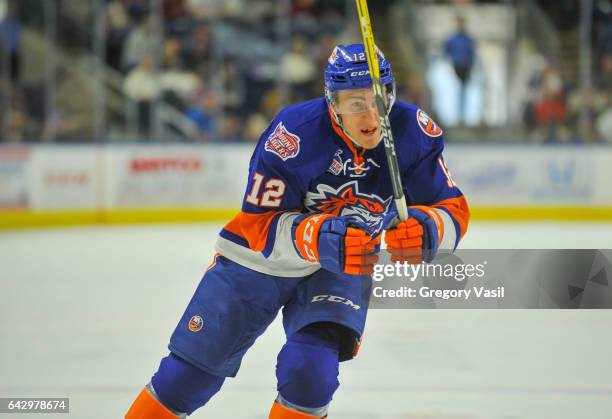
[
  {"left": 223, "top": 210, "right": 283, "bottom": 252},
  {"left": 432, "top": 195, "right": 470, "bottom": 239}
]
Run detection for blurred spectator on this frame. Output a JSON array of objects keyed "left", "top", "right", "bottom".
[
  {"left": 311, "top": 0, "right": 346, "bottom": 20},
  {"left": 20, "top": 83, "right": 46, "bottom": 138},
  {"left": 124, "top": 57, "right": 160, "bottom": 138},
  {"left": 290, "top": 0, "right": 321, "bottom": 37},
  {"left": 218, "top": 59, "right": 245, "bottom": 113},
  {"left": 237, "top": 0, "right": 276, "bottom": 23},
  {"left": 5, "top": 109, "right": 27, "bottom": 143},
  {"left": 596, "top": 105, "right": 612, "bottom": 142},
  {"left": 43, "top": 69, "right": 94, "bottom": 141},
  {"left": 158, "top": 57, "right": 202, "bottom": 107},
  {"left": 593, "top": 0, "right": 612, "bottom": 67},
  {"left": 291, "top": 0, "right": 319, "bottom": 17},
  {"left": 280, "top": 36, "right": 317, "bottom": 102},
  {"left": 0, "top": 0, "right": 21, "bottom": 82},
  {"left": 181, "top": 21, "right": 213, "bottom": 73},
  {"left": 123, "top": 0, "right": 150, "bottom": 20},
  {"left": 121, "top": 13, "right": 157, "bottom": 72},
  {"left": 595, "top": 51, "right": 612, "bottom": 93},
  {"left": 163, "top": 0, "right": 188, "bottom": 21},
  {"left": 534, "top": 64, "right": 569, "bottom": 142},
  {"left": 185, "top": 0, "right": 221, "bottom": 19},
  {"left": 184, "top": 86, "right": 218, "bottom": 141},
  {"left": 444, "top": 15, "right": 475, "bottom": 125},
  {"left": 566, "top": 50, "right": 611, "bottom": 142},
  {"left": 186, "top": 0, "right": 247, "bottom": 19},
  {"left": 594, "top": 51, "right": 612, "bottom": 141},
  {"left": 567, "top": 88, "right": 605, "bottom": 142},
  {"left": 105, "top": 0, "right": 130, "bottom": 71},
  {"left": 158, "top": 41, "right": 202, "bottom": 114},
  {"left": 0, "top": 88, "right": 29, "bottom": 142},
  {"left": 162, "top": 37, "right": 183, "bottom": 69}
]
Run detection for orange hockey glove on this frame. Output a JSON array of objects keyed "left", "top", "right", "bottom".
[
  {"left": 384, "top": 206, "right": 443, "bottom": 264},
  {"left": 292, "top": 214, "right": 380, "bottom": 275}
]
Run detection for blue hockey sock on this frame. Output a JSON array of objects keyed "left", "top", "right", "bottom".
[
  {"left": 151, "top": 352, "right": 225, "bottom": 415},
  {"left": 276, "top": 324, "right": 341, "bottom": 410}
]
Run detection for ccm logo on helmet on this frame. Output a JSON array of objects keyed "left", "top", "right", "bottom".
[
  {"left": 311, "top": 295, "right": 360, "bottom": 310},
  {"left": 350, "top": 70, "right": 370, "bottom": 77}
]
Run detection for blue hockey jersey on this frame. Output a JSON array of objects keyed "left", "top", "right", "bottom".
[{"left": 215, "top": 98, "right": 470, "bottom": 277}]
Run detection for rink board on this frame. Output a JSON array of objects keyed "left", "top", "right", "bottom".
[{"left": 1, "top": 144, "right": 612, "bottom": 228}]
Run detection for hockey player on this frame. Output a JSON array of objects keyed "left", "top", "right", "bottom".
[{"left": 126, "top": 44, "right": 469, "bottom": 418}]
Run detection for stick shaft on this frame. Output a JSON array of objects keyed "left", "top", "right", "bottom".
[{"left": 355, "top": 0, "right": 408, "bottom": 221}]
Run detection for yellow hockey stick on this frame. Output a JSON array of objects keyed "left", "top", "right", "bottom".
[{"left": 355, "top": 0, "right": 408, "bottom": 221}]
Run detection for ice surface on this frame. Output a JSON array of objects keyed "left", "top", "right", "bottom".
[{"left": 1, "top": 222, "right": 611, "bottom": 418}]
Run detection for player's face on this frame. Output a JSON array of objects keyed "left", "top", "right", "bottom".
[{"left": 335, "top": 89, "right": 381, "bottom": 149}]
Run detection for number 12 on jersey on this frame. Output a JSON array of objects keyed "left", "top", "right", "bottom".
[{"left": 245, "top": 172, "right": 286, "bottom": 207}]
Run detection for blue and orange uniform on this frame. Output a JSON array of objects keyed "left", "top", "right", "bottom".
[{"left": 126, "top": 44, "right": 469, "bottom": 419}]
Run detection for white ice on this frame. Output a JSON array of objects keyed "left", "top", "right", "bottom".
[{"left": 1, "top": 221, "right": 611, "bottom": 419}]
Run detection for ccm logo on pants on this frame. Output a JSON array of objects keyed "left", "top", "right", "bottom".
[{"left": 311, "top": 295, "right": 360, "bottom": 310}]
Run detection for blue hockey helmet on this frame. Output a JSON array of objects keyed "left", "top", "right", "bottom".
[{"left": 324, "top": 44, "right": 396, "bottom": 112}]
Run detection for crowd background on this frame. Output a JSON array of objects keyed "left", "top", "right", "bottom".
[{"left": 0, "top": 0, "right": 610, "bottom": 144}]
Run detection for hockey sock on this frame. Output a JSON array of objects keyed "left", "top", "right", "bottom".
[
  {"left": 151, "top": 352, "right": 225, "bottom": 415},
  {"left": 269, "top": 400, "right": 326, "bottom": 418},
  {"left": 275, "top": 323, "right": 341, "bottom": 415},
  {"left": 126, "top": 384, "right": 184, "bottom": 419}
]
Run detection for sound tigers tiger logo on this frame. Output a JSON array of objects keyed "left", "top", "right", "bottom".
[{"left": 304, "top": 181, "right": 392, "bottom": 235}]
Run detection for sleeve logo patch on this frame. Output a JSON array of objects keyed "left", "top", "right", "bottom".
[
  {"left": 265, "top": 122, "right": 301, "bottom": 161},
  {"left": 416, "top": 109, "right": 443, "bottom": 138},
  {"left": 188, "top": 315, "right": 204, "bottom": 332}
]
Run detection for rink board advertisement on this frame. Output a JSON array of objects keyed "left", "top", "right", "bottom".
[
  {"left": 368, "top": 249, "right": 612, "bottom": 309},
  {"left": 0, "top": 144, "right": 611, "bottom": 224},
  {"left": 443, "top": 145, "right": 611, "bottom": 205},
  {"left": 0, "top": 144, "right": 253, "bottom": 213},
  {"left": 28, "top": 146, "right": 100, "bottom": 210},
  {"left": 104, "top": 145, "right": 252, "bottom": 208}
]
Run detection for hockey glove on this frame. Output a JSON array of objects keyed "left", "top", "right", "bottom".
[
  {"left": 384, "top": 206, "right": 442, "bottom": 264},
  {"left": 292, "top": 214, "right": 380, "bottom": 275}
]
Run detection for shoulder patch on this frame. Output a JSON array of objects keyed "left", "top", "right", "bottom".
[
  {"left": 416, "top": 109, "right": 443, "bottom": 138},
  {"left": 264, "top": 122, "right": 301, "bottom": 161}
]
